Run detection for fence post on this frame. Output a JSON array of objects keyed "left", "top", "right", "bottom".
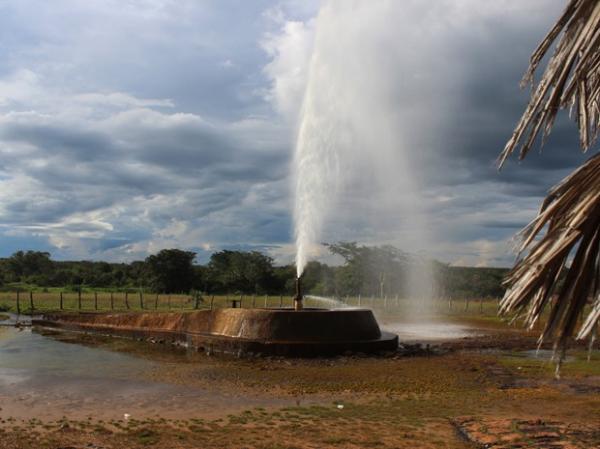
[
  {"left": 279, "top": 295, "right": 283, "bottom": 308},
  {"left": 16, "top": 291, "right": 21, "bottom": 315},
  {"left": 252, "top": 295, "right": 256, "bottom": 308},
  {"left": 239, "top": 294, "right": 243, "bottom": 309},
  {"left": 78, "top": 289, "right": 82, "bottom": 310},
  {"left": 210, "top": 295, "right": 215, "bottom": 310},
  {"left": 110, "top": 292, "right": 114, "bottom": 310},
  {"left": 480, "top": 297, "right": 483, "bottom": 314},
  {"left": 139, "top": 291, "right": 144, "bottom": 310},
  {"left": 395, "top": 294, "right": 399, "bottom": 307},
  {"left": 60, "top": 291, "right": 64, "bottom": 310},
  {"left": 94, "top": 292, "right": 98, "bottom": 310},
  {"left": 167, "top": 295, "right": 171, "bottom": 309},
  {"left": 155, "top": 293, "right": 159, "bottom": 310},
  {"left": 125, "top": 292, "right": 130, "bottom": 310},
  {"left": 29, "top": 291, "right": 34, "bottom": 312},
  {"left": 264, "top": 295, "right": 268, "bottom": 308},
  {"left": 384, "top": 295, "right": 387, "bottom": 309},
  {"left": 358, "top": 294, "right": 361, "bottom": 307},
  {"left": 465, "top": 298, "right": 469, "bottom": 311}
]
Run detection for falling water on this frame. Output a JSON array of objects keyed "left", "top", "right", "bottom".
[{"left": 292, "top": 0, "right": 434, "bottom": 309}]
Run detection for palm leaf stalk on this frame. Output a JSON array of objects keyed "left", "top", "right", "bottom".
[{"left": 499, "top": 0, "right": 600, "bottom": 363}]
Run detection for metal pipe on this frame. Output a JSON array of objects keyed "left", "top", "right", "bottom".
[{"left": 294, "top": 276, "right": 303, "bottom": 311}]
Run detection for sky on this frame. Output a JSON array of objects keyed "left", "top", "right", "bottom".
[{"left": 0, "top": 0, "right": 592, "bottom": 267}]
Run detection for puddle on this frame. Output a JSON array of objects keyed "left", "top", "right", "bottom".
[
  {"left": 381, "top": 321, "right": 480, "bottom": 342},
  {"left": 0, "top": 327, "right": 293, "bottom": 421}
]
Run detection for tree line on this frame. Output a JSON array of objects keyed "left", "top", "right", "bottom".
[{"left": 0, "top": 244, "right": 508, "bottom": 298}]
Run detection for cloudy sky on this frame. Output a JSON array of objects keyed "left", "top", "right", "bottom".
[{"left": 0, "top": 0, "right": 591, "bottom": 266}]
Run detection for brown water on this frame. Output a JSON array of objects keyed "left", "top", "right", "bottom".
[{"left": 0, "top": 326, "right": 292, "bottom": 422}]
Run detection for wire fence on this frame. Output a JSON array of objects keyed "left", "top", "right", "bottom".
[{"left": 0, "top": 291, "right": 502, "bottom": 316}]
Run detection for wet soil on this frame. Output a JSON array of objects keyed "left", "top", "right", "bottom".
[{"left": 0, "top": 316, "right": 599, "bottom": 448}]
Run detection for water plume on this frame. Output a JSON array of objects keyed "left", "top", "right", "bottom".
[{"left": 292, "top": 0, "right": 434, "bottom": 306}]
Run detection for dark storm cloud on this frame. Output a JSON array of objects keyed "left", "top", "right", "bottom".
[{"left": 0, "top": 0, "right": 591, "bottom": 266}]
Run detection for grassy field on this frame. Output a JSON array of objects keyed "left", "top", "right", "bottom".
[{"left": 0, "top": 290, "right": 502, "bottom": 317}]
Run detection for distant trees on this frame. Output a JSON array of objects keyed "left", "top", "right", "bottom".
[
  {"left": 0, "top": 244, "right": 508, "bottom": 298},
  {"left": 205, "top": 250, "right": 277, "bottom": 294},
  {"left": 145, "top": 249, "right": 196, "bottom": 293}
]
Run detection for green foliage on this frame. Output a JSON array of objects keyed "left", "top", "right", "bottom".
[
  {"left": 0, "top": 244, "right": 508, "bottom": 298},
  {"left": 145, "top": 249, "right": 196, "bottom": 293},
  {"left": 206, "top": 250, "right": 278, "bottom": 294}
]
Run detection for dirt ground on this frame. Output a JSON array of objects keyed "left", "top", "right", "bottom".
[{"left": 1, "top": 317, "right": 599, "bottom": 449}]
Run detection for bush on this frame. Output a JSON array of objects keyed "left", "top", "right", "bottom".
[{"left": 0, "top": 303, "right": 11, "bottom": 312}]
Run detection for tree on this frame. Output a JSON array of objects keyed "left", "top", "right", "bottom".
[
  {"left": 326, "top": 242, "right": 411, "bottom": 297},
  {"left": 145, "top": 249, "right": 196, "bottom": 293},
  {"left": 499, "top": 0, "right": 600, "bottom": 356},
  {"left": 206, "top": 250, "right": 276, "bottom": 294}
]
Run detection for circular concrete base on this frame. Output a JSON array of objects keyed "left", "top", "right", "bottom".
[
  {"left": 34, "top": 308, "right": 398, "bottom": 358},
  {"left": 198, "top": 308, "right": 398, "bottom": 357}
]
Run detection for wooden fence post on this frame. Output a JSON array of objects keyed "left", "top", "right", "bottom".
[
  {"left": 29, "top": 291, "right": 34, "bottom": 312},
  {"left": 239, "top": 294, "right": 243, "bottom": 309},
  {"left": 264, "top": 295, "right": 268, "bottom": 308},
  {"left": 60, "top": 292, "right": 64, "bottom": 310},
  {"left": 384, "top": 295, "right": 387, "bottom": 309},
  {"left": 110, "top": 292, "right": 114, "bottom": 310},
  {"left": 480, "top": 297, "right": 483, "bottom": 314},
  {"left": 16, "top": 291, "right": 21, "bottom": 315},
  {"left": 78, "top": 289, "right": 82, "bottom": 310},
  {"left": 358, "top": 294, "right": 361, "bottom": 307},
  {"left": 252, "top": 295, "right": 256, "bottom": 308},
  {"left": 210, "top": 295, "right": 215, "bottom": 310},
  {"left": 94, "top": 292, "right": 98, "bottom": 310},
  {"left": 279, "top": 295, "right": 283, "bottom": 308},
  {"left": 167, "top": 295, "right": 171, "bottom": 309},
  {"left": 125, "top": 292, "right": 130, "bottom": 310},
  {"left": 139, "top": 291, "right": 144, "bottom": 310},
  {"left": 155, "top": 293, "right": 159, "bottom": 310}
]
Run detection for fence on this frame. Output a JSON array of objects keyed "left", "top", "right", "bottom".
[{"left": 0, "top": 291, "right": 501, "bottom": 316}]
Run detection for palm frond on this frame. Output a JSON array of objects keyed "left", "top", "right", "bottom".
[
  {"left": 501, "top": 153, "right": 600, "bottom": 349},
  {"left": 499, "top": 0, "right": 600, "bottom": 167}
]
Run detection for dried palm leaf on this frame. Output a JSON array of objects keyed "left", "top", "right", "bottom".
[
  {"left": 499, "top": 0, "right": 600, "bottom": 357},
  {"left": 501, "top": 153, "right": 600, "bottom": 350},
  {"left": 499, "top": 0, "right": 600, "bottom": 167}
]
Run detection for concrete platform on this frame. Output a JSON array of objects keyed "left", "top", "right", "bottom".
[{"left": 33, "top": 308, "right": 398, "bottom": 357}]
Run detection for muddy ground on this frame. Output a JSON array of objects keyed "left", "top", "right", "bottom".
[{"left": 0, "top": 316, "right": 599, "bottom": 449}]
